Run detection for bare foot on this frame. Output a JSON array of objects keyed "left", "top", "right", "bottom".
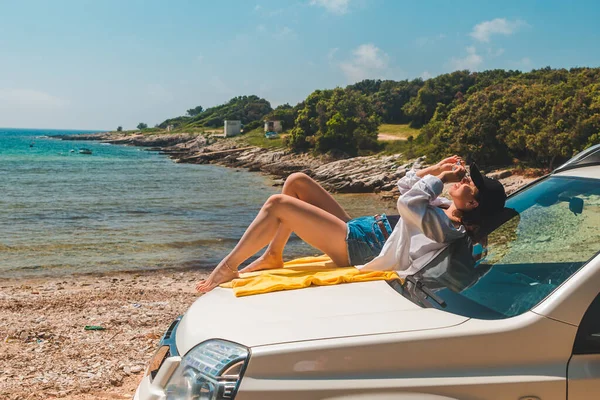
[
  {"left": 239, "top": 252, "right": 284, "bottom": 273},
  {"left": 196, "top": 261, "right": 239, "bottom": 293}
]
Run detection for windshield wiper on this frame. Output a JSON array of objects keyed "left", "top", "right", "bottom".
[{"left": 405, "top": 275, "right": 447, "bottom": 308}]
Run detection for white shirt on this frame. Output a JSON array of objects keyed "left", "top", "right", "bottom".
[{"left": 357, "top": 169, "right": 466, "bottom": 277}]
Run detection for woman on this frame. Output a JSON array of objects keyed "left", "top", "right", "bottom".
[{"left": 196, "top": 155, "right": 507, "bottom": 292}]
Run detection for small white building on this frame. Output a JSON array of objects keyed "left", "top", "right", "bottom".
[
  {"left": 264, "top": 120, "right": 283, "bottom": 133},
  {"left": 166, "top": 125, "right": 175, "bottom": 132},
  {"left": 224, "top": 120, "right": 242, "bottom": 137}
]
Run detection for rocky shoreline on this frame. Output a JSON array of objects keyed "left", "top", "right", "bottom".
[{"left": 55, "top": 131, "right": 535, "bottom": 197}]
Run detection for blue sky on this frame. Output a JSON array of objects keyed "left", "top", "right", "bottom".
[{"left": 1, "top": 0, "right": 599, "bottom": 130}]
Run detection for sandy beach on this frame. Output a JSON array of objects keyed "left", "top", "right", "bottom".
[{"left": 0, "top": 269, "right": 207, "bottom": 399}]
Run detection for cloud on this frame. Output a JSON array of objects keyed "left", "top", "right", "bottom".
[
  {"left": 0, "top": 89, "right": 67, "bottom": 108},
  {"left": 339, "top": 43, "right": 390, "bottom": 82},
  {"left": 470, "top": 18, "right": 527, "bottom": 42},
  {"left": 255, "top": 5, "right": 284, "bottom": 17},
  {"left": 415, "top": 33, "right": 446, "bottom": 47},
  {"left": 421, "top": 71, "right": 433, "bottom": 80},
  {"left": 449, "top": 46, "right": 483, "bottom": 71},
  {"left": 327, "top": 47, "right": 339, "bottom": 61},
  {"left": 520, "top": 57, "right": 532, "bottom": 67},
  {"left": 487, "top": 47, "right": 505, "bottom": 57},
  {"left": 265, "top": 8, "right": 284, "bottom": 17},
  {"left": 310, "top": 0, "right": 350, "bottom": 15},
  {"left": 255, "top": 24, "right": 295, "bottom": 40},
  {"left": 273, "top": 26, "right": 295, "bottom": 40},
  {"left": 512, "top": 57, "right": 533, "bottom": 70}
]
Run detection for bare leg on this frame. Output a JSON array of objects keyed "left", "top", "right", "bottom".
[
  {"left": 196, "top": 194, "right": 350, "bottom": 292},
  {"left": 241, "top": 173, "right": 352, "bottom": 273}
]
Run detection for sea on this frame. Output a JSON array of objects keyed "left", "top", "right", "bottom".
[{"left": 0, "top": 128, "right": 393, "bottom": 278}]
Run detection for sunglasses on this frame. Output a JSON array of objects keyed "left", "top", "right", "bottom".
[{"left": 453, "top": 160, "right": 471, "bottom": 179}]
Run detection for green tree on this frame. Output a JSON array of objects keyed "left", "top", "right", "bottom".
[
  {"left": 186, "top": 105, "right": 203, "bottom": 116},
  {"left": 372, "top": 79, "right": 424, "bottom": 123},
  {"left": 288, "top": 88, "right": 380, "bottom": 155},
  {"left": 137, "top": 123, "right": 148, "bottom": 130},
  {"left": 402, "top": 70, "right": 477, "bottom": 127},
  {"left": 116, "top": 126, "right": 123, "bottom": 132}
]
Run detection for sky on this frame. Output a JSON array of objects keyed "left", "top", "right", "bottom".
[{"left": 1, "top": 0, "right": 600, "bottom": 130}]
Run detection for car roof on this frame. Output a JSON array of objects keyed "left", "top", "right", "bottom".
[
  {"left": 553, "top": 144, "right": 600, "bottom": 174},
  {"left": 554, "top": 165, "right": 600, "bottom": 179},
  {"left": 506, "top": 146, "right": 600, "bottom": 198}
]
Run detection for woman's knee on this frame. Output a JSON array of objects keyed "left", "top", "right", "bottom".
[
  {"left": 283, "top": 172, "right": 311, "bottom": 192},
  {"left": 264, "top": 194, "right": 288, "bottom": 212}
]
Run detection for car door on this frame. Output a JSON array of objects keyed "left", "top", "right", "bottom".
[{"left": 568, "top": 292, "right": 600, "bottom": 398}]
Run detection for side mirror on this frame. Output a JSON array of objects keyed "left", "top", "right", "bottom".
[{"left": 569, "top": 197, "right": 584, "bottom": 215}]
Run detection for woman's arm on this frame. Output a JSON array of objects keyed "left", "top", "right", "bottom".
[
  {"left": 397, "top": 156, "right": 464, "bottom": 195},
  {"left": 396, "top": 168, "right": 466, "bottom": 243},
  {"left": 416, "top": 155, "right": 464, "bottom": 178}
]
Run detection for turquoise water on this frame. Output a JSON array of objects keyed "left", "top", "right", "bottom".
[{"left": 0, "top": 128, "right": 393, "bottom": 278}]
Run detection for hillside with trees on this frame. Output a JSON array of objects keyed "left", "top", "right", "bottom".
[
  {"left": 324, "top": 67, "right": 600, "bottom": 168},
  {"left": 158, "top": 95, "right": 272, "bottom": 129},
  {"left": 154, "top": 67, "right": 600, "bottom": 168},
  {"left": 419, "top": 67, "right": 600, "bottom": 168}
]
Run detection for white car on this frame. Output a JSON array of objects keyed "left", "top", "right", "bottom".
[{"left": 135, "top": 145, "right": 600, "bottom": 400}]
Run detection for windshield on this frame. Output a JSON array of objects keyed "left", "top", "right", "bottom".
[{"left": 404, "top": 175, "right": 600, "bottom": 319}]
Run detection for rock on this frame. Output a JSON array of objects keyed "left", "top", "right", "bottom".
[
  {"left": 379, "top": 183, "right": 397, "bottom": 191},
  {"left": 130, "top": 365, "right": 143, "bottom": 374},
  {"left": 488, "top": 169, "right": 513, "bottom": 180},
  {"left": 110, "top": 374, "right": 124, "bottom": 386},
  {"left": 394, "top": 168, "right": 407, "bottom": 179}
]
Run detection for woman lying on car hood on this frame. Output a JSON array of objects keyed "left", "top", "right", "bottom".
[{"left": 196, "top": 155, "right": 507, "bottom": 292}]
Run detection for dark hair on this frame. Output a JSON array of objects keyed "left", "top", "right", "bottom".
[
  {"left": 460, "top": 208, "right": 484, "bottom": 240},
  {"left": 462, "top": 207, "right": 520, "bottom": 243}
]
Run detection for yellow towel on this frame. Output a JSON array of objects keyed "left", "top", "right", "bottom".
[{"left": 220, "top": 255, "right": 400, "bottom": 297}]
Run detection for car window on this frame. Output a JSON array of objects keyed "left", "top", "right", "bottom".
[{"left": 408, "top": 175, "right": 600, "bottom": 319}]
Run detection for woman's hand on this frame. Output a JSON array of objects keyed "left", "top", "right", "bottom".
[
  {"left": 436, "top": 155, "right": 465, "bottom": 172},
  {"left": 438, "top": 165, "right": 467, "bottom": 183},
  {"left": 416, "top": 155, "right": 465, "bottom": 178}
]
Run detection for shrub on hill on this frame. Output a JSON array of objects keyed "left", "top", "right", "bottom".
[
  {"left": 288, "top": 88, "right": 380, "bottom": 155},
  {"left": 424, "top": 68, "right": 600, "bottom": 168}
]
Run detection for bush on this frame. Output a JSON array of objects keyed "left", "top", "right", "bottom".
[
  {"left": 288, "top": 88, "right": 380, "bottom": 155},
  {"left": 421, "top": 68, "right": 600, "bottom": 168},
  {"left": 242, "top": 120, "right": 261, "bottom": 132}
]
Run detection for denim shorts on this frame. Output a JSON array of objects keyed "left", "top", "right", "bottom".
[{"left": 346, "top": 214, "right": 393, "bottom": 266}]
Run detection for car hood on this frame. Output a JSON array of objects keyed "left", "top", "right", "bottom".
[{"left": 176, "top": 281, "right": 468, "bottom": 354}]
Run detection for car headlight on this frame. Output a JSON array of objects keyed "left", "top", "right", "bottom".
[{"left": 165, "top": 339, "right": 249, "bottom": 400}]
